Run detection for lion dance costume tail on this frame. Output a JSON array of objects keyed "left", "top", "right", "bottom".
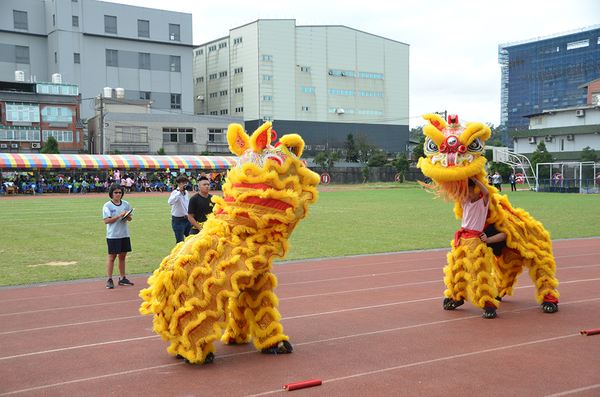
[{"left": 140, "top": 122, "right": 320, "bottom": 363}]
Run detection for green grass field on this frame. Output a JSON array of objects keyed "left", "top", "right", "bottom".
[{"left": 0, "top": 186, "right": 598, "bottom": 287}]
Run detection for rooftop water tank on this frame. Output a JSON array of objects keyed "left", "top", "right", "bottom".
[
  {"left": 103, "top": 87, "right": 112, "bottom": 98},
  {"left": 52, "top": 73, "right": 62, "bottom": 84},
  {"left": 15, "top": 71, "right": 25, "bottom": 82},
  {"left": 115, "top": 87, "right": 125, "bottom": 98}
]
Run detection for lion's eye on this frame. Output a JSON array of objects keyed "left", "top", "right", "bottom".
[
  {"left": 467, "top": 138, "right": 484, "bottom": 153},
  {"left": 424, "top": 138, "right": 439, "bottom": 155}
]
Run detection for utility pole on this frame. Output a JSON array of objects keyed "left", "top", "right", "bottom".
[
  {"left": 435, "top": 110, "right": 447, "bottom": 122},
  {"left": 101, "top": 95, "right": 106, "bottom": 155}
]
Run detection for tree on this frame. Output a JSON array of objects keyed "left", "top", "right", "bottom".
[
  {"left": 580, "top": 146, "right": 598, "bottom": 179},
  {"left": 412, "top": 135, "right": 426, "bottom": 162},
  {"left": 486, "top": 123, "right": 503, "bottom": 147},
  {"left": 362, "top": 164, "right": 370, "bottom": 183},
  {"left": 484, "top": 149, "right": 512, "bottom": 183},
  {"left": 344, "top": 133, "right": 359, "bottom": 163},
  {"left": 314, "top": 152, "right": 327, "bottom": 169},
  {"left": 200, "top": 150, "right": 214, "bottom": 156},
  {"left": 314, "top": 151, "right": 339, "bottom": 170},
  {"left": 41, "top": 136, "right": 60, "bottom": 154},
  {"left": 530, "top": 141, "right": 554, "bottom": 179},
  {"left": 391, "top": 152, "right": 410, "bottom": 183},
  {"left": 355, "top": 133, "right": 376, "bottom": 163},
  {"left": 409, "top": 126, "right": 423, "bottom": 141},
  {"left": 367, "top": 149, "right": 388, "bottom": 167},
  {"left": 110, "top": 149, "right": 122, "bottom": 155},
  {"left": 155, "top": 147, "right": 167, "bottom": 155}
]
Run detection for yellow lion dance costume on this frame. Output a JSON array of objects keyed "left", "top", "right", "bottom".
[
  {"left": 418, "top": 113, "right": 559, "bottom": 318},
  {"left": 140, "top": 122, "right": 320, "bottom": 364}
]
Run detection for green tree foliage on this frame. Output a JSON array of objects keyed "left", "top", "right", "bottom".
[
  {"left": 367, "top": 149, "right": 388, "bottom": 167},
  {"left": 110, "top": 149, "right": 122, "bottom": 155},
  {"left": 484, "top": 149, "right": 512, "bottom": 182},
  {"left": 344, "top": 133, "right": 359, "bottom": 163},
  {"left": 355, "top": 133, "right": 376, "bottom": 163},
  {"left": 486, "top": 123, "right": 502, "bottom": 147},
  {"left": 391, "top": 152, "right": 410, "bottom": 183},
  {"left": 413, "top": 135, "right": 426, "bottom": 161},
  {"left": 530, "top": 141, "right": 554, "bottom": 179},
  {"left": 580, "top": 146, "right": 598, "bottom": 179},
  {"left": 314, "top": 152, "right": 327, "bottom": 169},
  {"left": 362, "top": 164, "right": 370, "bottom": 183},
  {"left": 155, "top": 147, "right": 167, "bottom": 155},
  {"left": 409, "top": 126, "right": 423, "bottom": 141},
  {"left": 314, "top": 151, "right": 340, "bottom": 170},
  {"left": 200, "top": 150, "right": 214, "bottom": 156},
  {"left": 41, "top": 136, "right": 60, "bottom": 154}
]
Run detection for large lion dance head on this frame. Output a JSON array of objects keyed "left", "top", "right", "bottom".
[{"left": 417, "top": 113, "right": 491, "bottom": 202}]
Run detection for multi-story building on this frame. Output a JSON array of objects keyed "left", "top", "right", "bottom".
[
  {"left": 0, "top": 0, "right": 194, "bottom": 120},
  {"left": 0, "top": 79, "right": 84, "bottom": 153},
  {"left": 193, "top": 19, "right": 409, "bottom": 154},
  {"left": 498, "top": 25, "right": 600, "bottom": 146}
]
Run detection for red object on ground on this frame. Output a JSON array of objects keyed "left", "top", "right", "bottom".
[
  {"left": 580, "top": 329, "right": 600, "bottom": 336},
  {"left": 283, "top": 379, "right": 322, "bottom": 391}
]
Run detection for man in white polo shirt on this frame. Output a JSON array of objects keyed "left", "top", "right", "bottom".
[{"left": 168, "top": 174, "right": 191, "bottom": 244}]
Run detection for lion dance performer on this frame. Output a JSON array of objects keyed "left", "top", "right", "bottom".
[
  {"left": 417, "top": 113, "right": 559, "bottom": 318},
  {"left": 140, "top": 122, "right": 320, "bottom": 363}
]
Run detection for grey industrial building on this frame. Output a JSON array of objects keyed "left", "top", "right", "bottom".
[{"left": 193, "top": 19, "right": 410, "bottom": 155}]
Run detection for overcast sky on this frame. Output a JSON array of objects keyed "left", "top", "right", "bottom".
[{"left": 108, "top": 0, "right": 600, "bottom": 129}]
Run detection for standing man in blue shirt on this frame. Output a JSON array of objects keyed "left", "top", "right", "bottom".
[
  {"left": 168, "top": 174, "right": 192, "bottom": 244},
  {"left": 103, "top": 183, "right": 135, "bottom": 289}
]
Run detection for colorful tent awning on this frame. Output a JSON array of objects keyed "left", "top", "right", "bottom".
[{"left": 0, "top": 153, "right": 239, "bottom": 171}]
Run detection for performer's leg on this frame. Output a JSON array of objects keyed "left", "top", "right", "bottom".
[
  {"left": 528, "top": 253, "right": 559, "bottom": 312},
  {"left": 443, "top": 240, "right": 469, "bottom": 309},
  {"left": 221, "top": 296, "right": 252, "bottom": 344},
  {"left": 493, "top": 248, "right": 525, "bottom": 298},
  {"left": 461, "top": 238, "right": 500, "bottom": 316}
]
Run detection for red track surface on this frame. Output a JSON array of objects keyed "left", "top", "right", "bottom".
[{"left": 1, "top": 238, "right": 599, "bottom": 396}]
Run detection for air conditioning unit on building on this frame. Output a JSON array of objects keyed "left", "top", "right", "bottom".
[
  {"left": 31, "top": 142, "right": 41, "bottom": 149},
  {"left": 545, "top": 136, "right": 553, "bottom": 142},
  {"left": 0, "top": 144, "right": 7, "bottom": 149},
  {"left": 196, "top": 95, "right": 204, "bottom": 101},
  {"left": 528, "top": 137, "right": 536, "bottom": 144},
  {"left": 566, "top": 134, "right": 574, "bottom": 141},
  {"left": 336, "top": 108, "right": 345, "bottom": 114},
  {"left": 11, "top": 143, "right": 19, "bottom": 148},
  {"left": 575, "top": 109, "right": 585, "bottom": 117}
]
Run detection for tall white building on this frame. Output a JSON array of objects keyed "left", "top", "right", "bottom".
[
  {"left": 0, "top": 0, "right": 194, "bottom": 120},
  {"left": 193, "top": 20, "right": 409, "bottom": 154}
]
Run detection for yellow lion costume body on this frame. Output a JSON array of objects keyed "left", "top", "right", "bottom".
[
  {"left": 140, "top": 122, "right": 319, "bottom": 363},
  {"left": 417, "top": 113, "right": 559, "bottom": 318}
]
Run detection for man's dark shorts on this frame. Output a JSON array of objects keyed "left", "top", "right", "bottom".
[{"left": 107, "top": 237, "right": 132, "bottom": 255}]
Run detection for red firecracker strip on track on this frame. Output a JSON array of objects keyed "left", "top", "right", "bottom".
[{"left": 283, "top": 379, "right": 322, "bottom": 391}]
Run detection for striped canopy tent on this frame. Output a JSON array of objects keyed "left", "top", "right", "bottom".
[{"left": 0, "top": 153, "right": 238, "bottom": 171}]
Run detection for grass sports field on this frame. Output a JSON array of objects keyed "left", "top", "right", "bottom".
[{"left": 1, "top": 184, "right": 598, "bottom": 287}]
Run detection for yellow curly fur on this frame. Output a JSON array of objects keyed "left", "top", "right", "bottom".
[
  {"left": 417, "top": 114, "right": 559, "bottom": 312},
  {"left": 140, "top": 122, "right": 320, "bottom": 363}
]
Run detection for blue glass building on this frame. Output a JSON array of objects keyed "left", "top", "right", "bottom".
[{"left": 498, "top": 25, "right": 600, "bottom": 146}]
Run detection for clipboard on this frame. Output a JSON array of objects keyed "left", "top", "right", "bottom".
[{"left": 121, "top": 208, "right": 135, "bottom": 220}]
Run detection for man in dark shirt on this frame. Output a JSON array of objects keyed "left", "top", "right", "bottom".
[{"left": 187, "top": 176, "right": 214, "bottom": 235}]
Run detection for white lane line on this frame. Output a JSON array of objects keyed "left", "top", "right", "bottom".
[
  {"left": 0, "top": 315, "right": 142, "bottom": 335},
  {"left": 0, "top": 362, "right": 185, "bottom": 396},
  {"left": 545, "top": 384, "right": 600, "bottom": 396},
  {"left": 243, "top": 333, "right": 582, "bottom": 397},
  {"left": 0, "top": 299, "right": 140, "bottom": 317},
  {"left": 0, "top": 335, "right": 159, "bottom": 361}
]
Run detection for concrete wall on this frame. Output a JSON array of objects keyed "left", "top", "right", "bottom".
[{"left": 308, "top": 166, "right": 424, "bottom": 184}]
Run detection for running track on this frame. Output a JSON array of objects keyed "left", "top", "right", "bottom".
[{"left": 1, "top": 238, "right": 599, "bottom": 396}]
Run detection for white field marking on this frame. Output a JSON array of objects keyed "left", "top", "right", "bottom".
[
  {"left": 275, "top": 256, "right": 446, "bottom": 274},
  {"left": 278, "top": 268, "right": 440, "bottom": 287},
  {"left": 0, "top": 299, "right": 140, "bottom": 317},
  {"left": 545, "top": 384, "right": 600, "bottom": 397},
  {"left": 243, "top": 333, "right": 582, "bottom": 397},
  {"left": 0, "top": 315, "right": 142, "bottom": 335},
  {"left": 0, "top": 335, "right": 159, "bottom": 361},
  {"left": 0, "top": 287, "right": 136, "bottom": 303},
  {"left": 2, "top": 297, "right": 598, "bottom": 396},
  {"left": 0, "top": 362, "right": 186, "bottom": 396},
  {"left": 279, "top": 280, "right": 441, "bottom": 301}
]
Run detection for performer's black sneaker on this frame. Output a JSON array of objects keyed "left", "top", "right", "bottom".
[
  {"left": 118, "top": 277, "right": 134, "bottom": 286},
  {"left": 106, "top": 278, "right": 114, "bottom": 289}
]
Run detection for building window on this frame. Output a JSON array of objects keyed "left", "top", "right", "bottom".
[
  {"left": 139, "top": 53, "right": 150, "bottom": 69},
  {"left": 54, "top": 52, "right": 57, "bottom": 63},
  {"left": 53, "top": 15, "right": 55, "bottom": 26},
  {"left": 162, "top": 128, "right": 193, "bottom": 143},
  {"left": 263, "top": 96, "right": 273, "bottom": 101},
  {"left": 263, "top": 75, "right": 273, "bottom": 81},
  {"left": 220, "top": 90, "right": 228, "bottom": 96},
  {"left": 209, "top": 73, "right": 217, "bottom": 80},
  {"left": 263, "top": 116, "right": 273, "bottom": 122},
  {"left": 329, "top": 108, "right": 354, "bottom": 114},
  {"left": 169, "top": 24, "right": 180, "bottom": 41},
  {"left": 567, "top": 39, "right": 589, "bottom": 50},
  {"left": 300, "top": 67, "right": 311, "bottom": 72},
  {"left": 358, "top": 72, "right": 383, "bottom": 79},
  {"left": 138, "top": 20, "right": 149, "bottom": 38},
  {"left": 106, "top": 50, "right": 118, "bottom": 67},
  {"left": 16, "top": 46, "right": 30, "bottom": 64},
  {"left": 262, "top": 55, "right": 273, "bottom": 61},
  {"left": 233, "top": 37, "right": 242, "bottom": 45},
  {"left": 74, "top": 53, "right": 80, "bottom": 64},
  {"left": 171, "top": 94, "right": 181, "bottom": 109},
  {"left": 329, "top": 89, "right": 354, "bottom": 96},
  {"left": 170, "top": 56, "right": 181, "bottom": 72},
  {"left": 13, "top": 11, "right": 28, "bottom": 30},
  {"left": 104, "top": 15, "right": 117, "bottom": 34},
  {"left": 301, "top": 87, "right": 315, "bottom": 93},
  {"left": 220, "top": 109, "right": 228, "bottom": 115},
  {"left": 219, "top": 42, "right": 227, "bottom": 49},
  {"left": 209, "top": 45, "right": 217, "bottom": 52},
  {"left": 301, "top": 106, "right": 311, "bottom": 111},
  {"left": 358, "top": 91, "right": 383, "bottom": 97},
  {"left": 358, "top": 109, "right": 383, "bottom": 116},
  {"left": 209, "top": 92, "right": 217, "bottom": 98},
  {"left": 208, "top": 128, "right": 226, "bottom": 143},
  {"left": 41, "top": 107, "right": 74, "bottom": 122},
  {"left": 195, "top": 49, "right": 203, "bottom": 56},
  {"left": 5, "top": 103, "right": 40, "bottom": 122},
  {"left": 43, "top": 130, "right": 73, "bottom": 143},
  {"left": 72, "top": 15, "right": 79, "bottom": 27},
  {"left": 140, "top": 91, "right": 151, "bottom": 100},
  {"left": 235, "top": 107, "right": 243, "bottom": 113},
  {"left": 234, "top": 67, "right": 243, "bottom": 74},
  {"left": 210, "top": 111, "right": 218, "bottom": 115},
  {"left": 115, "top": 126, "right": 148, "bottom": 143},
  {"left": 234, "top": 87, "right": 243, "bottom": 94},
  {"left": 328, "top": 70, "right": 354, "bottom": 77},
  {"left": 0, "top": 129, "right": 40, "bottom": 141},
  {"left": 196, "top": 77, "right": 204, "bottom": 83},
  {"left": 219, "top": 71, "right": 228, "bottom": 78}
]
